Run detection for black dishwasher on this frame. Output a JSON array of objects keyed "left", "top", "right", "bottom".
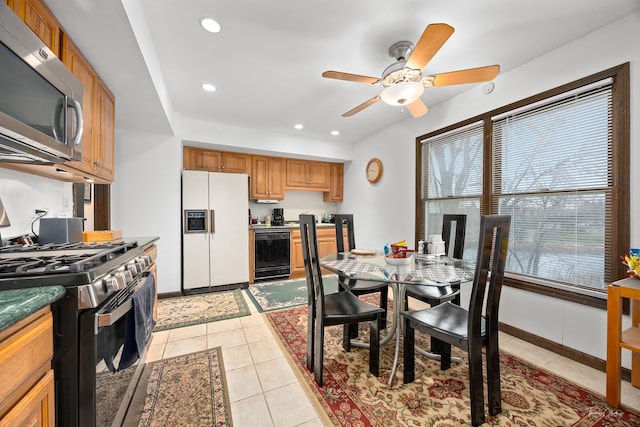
[{"left": 254, "top": 229, "right": 291, "bottom": 281}]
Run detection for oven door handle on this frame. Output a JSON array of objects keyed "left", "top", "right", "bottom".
[
  {"left": 95, "top": 272, "right": 151, "bottom": 329},
  {"left": 96, "top": 299, "right": 133, "bottom": 328}
]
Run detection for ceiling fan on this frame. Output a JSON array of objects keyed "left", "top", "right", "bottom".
[{"left": 322, "top": 23, "right": 499, "bottom": 118}]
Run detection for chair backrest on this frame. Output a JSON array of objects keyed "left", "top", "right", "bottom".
[
  {"left": 467, "top": 215, "right": 511, "bottom": 340},
  {"left": 299, "top": 214, "right": 327, "bottom": 316},
  {"left": 442, "top": 214, "right": 466, "bottom": 259},
  {"left": 333, "top": 214, "right": 356, "bottom": 253}
]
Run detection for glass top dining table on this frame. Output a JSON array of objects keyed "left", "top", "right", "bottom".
[{"left": 320, "top": 251, "right": 473, "bottom": 388}]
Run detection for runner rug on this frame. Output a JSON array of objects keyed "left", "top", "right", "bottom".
[
  {"left": 246, "top": 275, "right": 339, "bottom": 312},
  {"left": 266, "top": 304, "right": 640, "bottom": 426},
  {"left": 154, "top": 289, "right": 250, "bottom": 332},
  {"left": 136, "top": 348, "right": 232, "bottom": 426}
]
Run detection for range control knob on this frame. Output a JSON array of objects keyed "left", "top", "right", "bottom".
[
  {"left": 126, "top": 263, "right": 141, "bottom": 275},
  {"left": 104, "top": 275, "right": 125, "bottom": 293},
  {"left": 115, "top": 270, "right": 132, "bottom": 285}
]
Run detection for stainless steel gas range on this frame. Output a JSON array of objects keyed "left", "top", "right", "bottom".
[{"left": 0, "top": 239, "right": 157, "bottom": 427}]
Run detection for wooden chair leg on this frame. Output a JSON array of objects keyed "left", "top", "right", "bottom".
[
  {"left": 306, "top": 305, "right": 314, "bottom": 372},
  {"left": 379, "top": 288, "right": 388, "bottom": 329},
  {"left": 439, "top": 341, "right": 451, "bottom": 370},
  {"left": 486, "top": 335, "right": 502, "bottom": 416},
  {"left": 403, "top": 319, "right": 415, "bottom": 384},
  {"left": 342, "top": 324, "right": 352, "bottom": 352},
  {"left": 369, "top": 316, "right": 380, "bottom": 377},
  {"left": 314, "top": 319, "right": 325, "bottom": 387},
  {"left": 468, "top": 344, "right": 486, "bottom": 426}
]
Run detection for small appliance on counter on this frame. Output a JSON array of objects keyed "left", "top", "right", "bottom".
[
  {"left": 39, "top": 217, "right": 84, "bottom": 244},
  {"left": 272, "top": 208, "right": 284, "bottom": 226}
]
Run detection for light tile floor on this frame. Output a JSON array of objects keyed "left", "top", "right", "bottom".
[{"left": 145, "top": 291, "right": 640, "bottom": 426}]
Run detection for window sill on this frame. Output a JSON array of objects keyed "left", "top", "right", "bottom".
[{"left": 504, "top": 275, "right": 607, "bottom": 311}]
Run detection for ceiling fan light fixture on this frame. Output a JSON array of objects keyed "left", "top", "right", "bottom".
[{"left": 380, "top": 81, "right": 424, "bottom": 106}]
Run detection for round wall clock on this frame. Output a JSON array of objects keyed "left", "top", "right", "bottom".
[{"left": 366, "top": 158, "right": 383, "bottom": 183}]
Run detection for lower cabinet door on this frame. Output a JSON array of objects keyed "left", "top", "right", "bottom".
[{"left": 0, "top": 369, "right": 55, "bottom": 427}]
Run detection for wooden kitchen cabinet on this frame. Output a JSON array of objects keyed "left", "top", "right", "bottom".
[
  {"left": 285, "top": 159, "right": 331, "bottom": 191},
  {"left": 60, "top": 38, "right": 96, "bottom": 177},
  {"left": 57, "top": 39, "right": 114, "bottom": 183},
  {"left": 0, "top": 307, "right": 55, "bottom": 426},
  {"left": 289, "top": 227, "right": 337, "bottom": 278},
  {"left": 323, "top": 162, "right": 344, "bottom": 202},
  {"left": 10, "top": 0, "right": 62, "bottom": 57},
  {"left": 183, "top": 148, "right": 249, "bottom": 174},
  {"left": 250, "top": 155, "right": 285, "bottom": 200},
  {"left": 93, "top": 80, "right": 115, "bottom": 181}
]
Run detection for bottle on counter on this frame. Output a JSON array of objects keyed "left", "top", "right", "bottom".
[{"left": 265, "top": 215, "right": 271, "bottom": 227}]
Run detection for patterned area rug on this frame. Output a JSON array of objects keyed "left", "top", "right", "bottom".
[
  {"left": 154, "top": 289, "right": 250, "bottom": 331},
  {"left": 246, "top": 275, "right": 339, "bottom": 312},
  {"left": 266, "top": 304, "right": 640, "bottom": 426},
  {"left": 137, "top": 348, "right": 232, "bottom": 426}
]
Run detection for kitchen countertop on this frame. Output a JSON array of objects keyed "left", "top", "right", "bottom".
[
  {"left": 249, "top": 222, "right": 335, "bottom": 230},
  {"left": 0, "top": 286, "right": 66, "bottom": 333}
]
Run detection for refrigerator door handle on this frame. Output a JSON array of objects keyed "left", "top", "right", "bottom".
[{"left": 210, "top": 209, "right": 215, "bottom": 234}]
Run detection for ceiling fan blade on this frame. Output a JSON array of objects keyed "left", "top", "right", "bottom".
[
  {"left": 342, "top": 96, "right": 381, "bottom": 117},
  {"left": 405, "top": 23, "right": 454, "bottom": 71},
  {"left": 431, "top": 65, "right": 500, "bottom": 86},
  {"left": 406, "top": 98, "right": 428, "bottom": 118},
  {"left": 322, "top": 71, "right": 380, "bottom": 84}
]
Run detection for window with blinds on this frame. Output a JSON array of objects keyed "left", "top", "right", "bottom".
[
  {"left": 416, "top": 63, "right": 629, "bottom": 300},
  {"left": 493, "top": 83, "right": 613, "bottom": 291},
  {"left": 421, "top": 122, "right": 484, "bottom": 261}
]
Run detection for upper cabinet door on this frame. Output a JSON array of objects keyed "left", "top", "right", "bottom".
[
  {"left": 62, "top": 38, "right": 96, "bottom": 175},
  {"left": 285, "top": 159, "right": 330, "bottom": 190},
  {"left": 94, "top": 80, "right": 114, "bottom": 180},
  {"left": 15, "top": 0, "right": 62, "bottom": 57}
]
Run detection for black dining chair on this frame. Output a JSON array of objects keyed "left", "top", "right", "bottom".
[
  {"left": 334, "top": 214, "right": 389, "bottom": 331},
  {"left": 405, "top": 214, "right": 466, "bottom": 311},
  {"left": 300, "top": 214, "right": 385, "bottom": 387},
  {"left": 402, "top": 214, "right": 511, "bottom": 427}
]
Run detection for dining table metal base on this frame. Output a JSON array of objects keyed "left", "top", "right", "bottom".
[{"left": 348, "top": 283, "right": 461, "bottom": 388}]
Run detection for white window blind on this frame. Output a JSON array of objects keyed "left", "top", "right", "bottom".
[
  {"left": 421, "top": 122, "right": 483, "bottom": 261},
  {"left": 492, "top": 84, "right": 613, "bottom": 290}
]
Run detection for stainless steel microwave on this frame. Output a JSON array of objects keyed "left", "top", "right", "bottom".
[{"left": 0, "top": 3, "right": 83, "bottom": 164}]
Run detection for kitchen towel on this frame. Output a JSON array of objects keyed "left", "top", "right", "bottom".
[{"left": 119, "top": 274, "right": 156, "bottom": 371}]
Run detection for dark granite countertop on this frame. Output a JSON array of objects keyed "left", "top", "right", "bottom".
[{"left": 0, "top": 286, "right": 66, "bottom": 332}]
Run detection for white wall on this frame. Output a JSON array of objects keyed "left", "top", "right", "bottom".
[
  {"left": 111, "top": 130, "right": 182, "bottom": 295},
  {"left": 345, "top": 11, "right": 640, "bottom": 367},
  {"left": 0, "top": 169, "right": 74, "bottom": 241}
]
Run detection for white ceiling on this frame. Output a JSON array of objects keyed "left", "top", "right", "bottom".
[{"left": 45, "top": 0, "right": 640, "bottom": 145}]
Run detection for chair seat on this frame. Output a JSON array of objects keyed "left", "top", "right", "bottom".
[
  {"left": 405, "top": 284, "right": 459, "bottom": 302},
  {"left": 324, "top": 291, "right": 385, "bottom": 323},
  {"left": 402, "top": 302, "right": 486, "bottom": 343}
]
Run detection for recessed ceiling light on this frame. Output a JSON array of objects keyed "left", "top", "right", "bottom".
[
  {"left": 294, "top": 124, "right": 303, "bottom": 130},
  {"left": 331, "top": 130, "right": 340, "bottom": 136},
  {"left": 202, "top": 83, "right": 216, "bottom": 92},
  {"left": 200, "top": 18, "right": 221, "bottom": 33}
]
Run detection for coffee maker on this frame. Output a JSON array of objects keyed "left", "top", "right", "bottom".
[{"left": 272, "top": 208, "right": 284, "bottom": 226}]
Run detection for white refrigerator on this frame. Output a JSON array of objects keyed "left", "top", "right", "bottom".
[{"left": 182, "top": 170, "right": 249, "bottom": 290}]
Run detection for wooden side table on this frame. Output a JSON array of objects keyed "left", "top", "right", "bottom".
[{"left": 606, "top": 277, "right": 640, "bottom": 408}]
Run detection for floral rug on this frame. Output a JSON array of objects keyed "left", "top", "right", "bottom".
[
  {"left": 154, "top": 289, "right": 250, "bottom": 331},
  {"left": 266, "top": 304, "right": 640, "bottom": 426},
  {"left": 137, "top": 348, "right": 232, "bottom": 426},
  {"left": 246, "top": 275, "right": 339, "bottom": 312}
]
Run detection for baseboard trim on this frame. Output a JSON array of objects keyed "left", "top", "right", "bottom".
[{"left": 499, "top": 322, "right": 631, "bottom": 382}]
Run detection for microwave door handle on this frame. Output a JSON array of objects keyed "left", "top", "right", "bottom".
[{"left": 68, "top": 98, "right": 84, "bottom": 146}]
